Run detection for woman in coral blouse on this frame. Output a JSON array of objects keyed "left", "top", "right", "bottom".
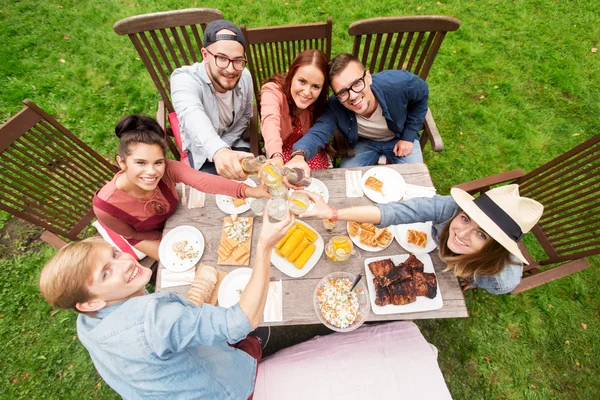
[
  {"left": 260, "top": 49, "right": 330, "bottom": 170},
  {"left": 93, "top": 115, "right": 269, "bottom": 261}
]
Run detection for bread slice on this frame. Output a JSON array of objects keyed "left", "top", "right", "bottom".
[
  {"left": 407, "top": 230, "right": 427, "bottom": 247},
  {"left": 365, "top": 176, "right": 384, "bottom": 192}
]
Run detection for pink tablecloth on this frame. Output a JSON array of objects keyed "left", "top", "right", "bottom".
[{"left": 254, "top": 321, "right": 452, "bottom": 400}]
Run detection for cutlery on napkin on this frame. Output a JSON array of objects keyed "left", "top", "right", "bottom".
[
  {"left": 161, "top": 268, "right": 196, "bottom": 289},
  {"left": 188, "top": 188, "right": 206, "bottom": 208},
  {"left": 263, "top": 280, "right": 283, "bottom": 323},
  {"left": 402, "top": 184, "right": 436, "bottom": 201}
]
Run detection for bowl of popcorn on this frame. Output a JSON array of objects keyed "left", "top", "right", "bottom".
[{"left": 313, "top": 272, "right": 370, "bottom": 332}]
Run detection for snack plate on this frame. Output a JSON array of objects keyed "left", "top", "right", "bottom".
[
  {"left": 270, "top": 220, "right": 324, "bottom": 278},
  {"left": 364, "top": 253, "right": 443, "bottom": 315},
  {"left": 289, "top": 177, "right": 329, "bottom": 204},
  {"left": 216, "top": 178, "right": 257, "bottom": 214},
  {"left": 389, "top": 222, "right": 438, "bottom": 254},
  {"left": 217, "top": 267, "right": 252, "bottom": 307},
  {"left": 159, "top": 225, "right": 204, "bottom": 272},
  {"left": 346, "top": 222, "right": 392, "bottom": 253},
  {"left": 361, "top": 166, "right": 406, "bottom": 204}
]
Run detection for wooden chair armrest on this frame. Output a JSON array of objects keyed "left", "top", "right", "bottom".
[
  {"left": 249, "top": 105, "right": 260, "bottom": 156},
  {"left": 41, "top": 230, "right": 69, "bottom": 250},
  {"left": 452, "top": 169, "right": 525, "bottom": 194},
  {"left": 422, "top": 108, "right": 444, "bottom": 152},
  {"left": 156, "top": 100, "right": 180, "bottom": 161}
]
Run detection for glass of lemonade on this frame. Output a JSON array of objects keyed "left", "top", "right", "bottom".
[
  {"left": 258, "top": 161, "right": 283, "bottom": 187},
  {"left": 288, "top": 191, "right": 310, "bottom": 215},
  {"left": 325, "top": 236, "right": 359, "bottom": 262}
]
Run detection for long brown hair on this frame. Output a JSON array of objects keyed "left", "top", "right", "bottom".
[
  {"left": 438, "top": 209, "right": 512, "bottom": 278},
  {"left": 266, "top": 49, "right": 329, "bottom": 124}
]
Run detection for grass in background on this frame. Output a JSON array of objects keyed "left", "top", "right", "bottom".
[{"left": 1, "top": 0, "right": 598, "bottom": 398}]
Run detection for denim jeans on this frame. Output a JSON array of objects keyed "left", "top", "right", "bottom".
[
  {"left": 340, "top": 138, "right": 423, "bottom": 168},
  {"left": 188, "top": 146, "right": 251, "bottom": 173}
]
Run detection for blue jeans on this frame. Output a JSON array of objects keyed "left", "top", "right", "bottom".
[
  {"left": 188, "top": 146, "right": 251, "bottom": 174},
  {"left": 340, "top": 138, "right": 423, "bottom": 168}
]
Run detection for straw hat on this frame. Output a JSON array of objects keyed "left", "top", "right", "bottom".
[{"left": 450, "top": 184, "right": 544, "bottom": 264}]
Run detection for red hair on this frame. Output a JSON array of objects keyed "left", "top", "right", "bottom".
[{"left": 267, "top": 49, "right": 329, "bottom": 124}]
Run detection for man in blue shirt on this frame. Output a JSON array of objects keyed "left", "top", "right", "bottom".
[
  {"left": 39, "top": 208, "right": 294, "bottom": 399},
  {"left": 285, "top": 53, "right": 429, "bottom": 174}
]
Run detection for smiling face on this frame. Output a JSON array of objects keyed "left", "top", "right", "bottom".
[
  {"left": 117, "top": 143, "right": 166, "bottom": 196},
  {"left": 202, "top": 29, "right": 246, "bottom": 93},
  {"left": 330, "top": 61, "right": 376, "bottom": 117},
  {"left": 77, "top": 244, "right": 152, "bottom": 312},
  {"left": 446, "top": 212, "right": 491, "bottom": 255},
  {"left": 290, "top": 64, "right": 325, "bottom": 110}
]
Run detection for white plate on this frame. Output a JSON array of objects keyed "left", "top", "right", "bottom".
[
  {"left": 216, "top": 178, "right": 257, "bottom": 214},
  {"left": 159, "top": 225, "right": 204, "bottom": 272},
  {"left": 270, "top": 221, "right": 324, "bottom": 278},
  {"left": 298, "top": 178, "right": 329, "bottom": 203},
  {"left": 390, "top": 222, "right": 438, "bottom": 254},
  {"left": 217, "top": 267, "right": 252, "bottom": 307},
  {"left": 364, "top": 253, "right": 443, "bottom": 315},
  {"left": 346, "top": 222, "right": 392, "bottom": 253},
  {"left": 361, "top": 166, "right": 406, "bottom": 204}
]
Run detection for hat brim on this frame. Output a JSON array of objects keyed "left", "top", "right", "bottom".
[{"left": 450, "top": 188, "right": 528, "bottom": 264}]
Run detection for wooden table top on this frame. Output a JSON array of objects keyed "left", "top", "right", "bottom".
[{"left": 157, "top": 163, "right": 468, "bottom": 326}]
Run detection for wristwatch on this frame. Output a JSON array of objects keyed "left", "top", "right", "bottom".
[{"left": 290, "top": 149, "right": 307, "bottom": 160}]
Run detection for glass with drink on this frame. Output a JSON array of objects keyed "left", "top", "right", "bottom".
[
  {"left": 325, "top": 236, "right": 360, "bottom": 262},
  {"left": 282, "top": 167, "right": 312, "bottom": 187},
  {"left": 241, "top": 155, "right": 267, "bottom": 175},
  {"left": 288, "top": 191, "right": 310, "bottom": 215},
  {"left": 268, "top": 182, "right": 289, "bottom": 200},
  {"left": 323, "top": 218, "right": 337, "bottom": 232},
  {"left": 259, "top": 160, "right": 283, "bottom": 187},
  {"left": 266, "top": 198, "right": 288, "bottom": 222},
  {"left": 249, "top": 197, "right": 268, "bottom": 216}
]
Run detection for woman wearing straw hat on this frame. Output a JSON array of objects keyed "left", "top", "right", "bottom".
[{"left": 300, "top": 185, "right": 544, "bottom": 294}]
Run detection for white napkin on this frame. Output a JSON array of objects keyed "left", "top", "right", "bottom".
[
  {"left": 161, "top": 268, "right": 196, "bottom": 288},
  {"left": 345, "top": 170, "right": 364, "bottom": 198},
  {"left": 188, "top": 188, "right": 206, "bottom": 208},
  {"left": 176, "top": 183, "right": 187, "bottom": 205},
  {"left": 402, "top": 184, "right": 437, "bottom": 201},
  {"left": 263, "top": 280, "right": 283, "bottom": 323}
]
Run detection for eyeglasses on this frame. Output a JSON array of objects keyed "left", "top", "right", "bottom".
[
  {"left": 205, "top": 48, "right": 247, "bottom": 71},
  {"left": 334, "top": 71, "right": 367, "bottom": 103}
]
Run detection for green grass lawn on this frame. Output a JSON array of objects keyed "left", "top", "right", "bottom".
[{"left": 1, "top": 0, "right": 599, "bottom": 398}]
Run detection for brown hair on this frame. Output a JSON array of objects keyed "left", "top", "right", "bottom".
[
  {"left": 328, "top": 52, "right": 364, "bottom": 81},
  {"left": 266, "top": 49, "right": 330, "bottom": 124},
  {"left": 115, "top": 114, "right": 168, "bottom": 159},
  {"left": 438, "top": 209, "right": 512, "bottom": 278},
  {"left": 39, "top": 238, "right": 106, "bottom": 314}
]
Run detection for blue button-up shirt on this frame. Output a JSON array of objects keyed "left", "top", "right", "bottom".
[
  {"left": 376, "top": 195, "right": 523, "bottom": 294},
  {"left": 77, "top": 292, "right": 255, "bottom": 399}
]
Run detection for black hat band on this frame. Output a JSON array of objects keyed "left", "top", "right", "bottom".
[{"left": 473, "top": 193, "right": 523, "bottom": 242}]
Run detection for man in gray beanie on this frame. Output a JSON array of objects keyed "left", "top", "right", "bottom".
[{"left": 171, "top": 20, "right": 253, "bottom": 179}]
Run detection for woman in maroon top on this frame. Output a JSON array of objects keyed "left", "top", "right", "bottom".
[{"left": 93, "top": 115, "right": 269, "bottom": 261}]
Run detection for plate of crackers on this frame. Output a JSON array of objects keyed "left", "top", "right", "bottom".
[
  {"left": 217, "top": 215, "right": 253, "bottom": 265},
  {"left": 271, "top": 221, "right": 324, "bottom": 278},
  {"left": 361, "top": 166, "right": 406, "bottom": 204},
  {"left": 216, "top": 178, "right": 257, "bottom": 214},
  {"left": 159, "top": 225, "right": 204, "bottom": 272},
  {"left": 390, "top": 222, "right": 437, "bottom": 254},
  {"left": 347, "top": 221, "right": 394, "bottom": 252},
  {"left": 364, "top": 253, "right": 443, "bottom": 315}
]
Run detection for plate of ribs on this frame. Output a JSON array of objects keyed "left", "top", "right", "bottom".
[
  {"left": 390, "top": 222, "right": 438, "bottom": 254},
  {"left": 364, "top": 253, "right": 443, "bottom": 314},
  {"left": 361, "top": 166, "right": 406, "bottom": 204}
]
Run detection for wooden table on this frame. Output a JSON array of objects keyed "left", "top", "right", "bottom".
[{"left": 158, "top": 163, "right": 468, "bottom": 325}]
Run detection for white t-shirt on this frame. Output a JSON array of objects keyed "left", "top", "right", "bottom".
[
  {"left": 214, "top": 90, "right": 234, "bottom": 136},
  {"left": 356, "top": 103, "right": 396, "bottom": 141}
]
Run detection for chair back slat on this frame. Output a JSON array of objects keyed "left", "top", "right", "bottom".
[
  {"left": 0, "top": 100, "right": 118, "bottom": 241},
  {"left": 113, "top": 8, "right": 224, "bottom": 113},
  {"left": 241, "top": 17, "right": 333, "bottom": 115},
  {"left": 515, "top": 135, "right": 600, "bottom": 264},
  {"left": 348, "top": 16, "right": 460, "bottom": 79}
]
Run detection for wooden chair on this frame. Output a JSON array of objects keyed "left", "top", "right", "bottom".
[
  {"left": 241, "top": 17, "right": 333, "bottom": 156},
  {"left": 348, "top": 16, "right": 461, "bottom": 152},
  {"left": 0, "top": 99, "right": 118, "bottom": 250},
  {"left": 113, "top": 8, "right": 224, "bottom": 159},
  {"left": 453, "top": 134, "right": 600, "bottom": 294}
]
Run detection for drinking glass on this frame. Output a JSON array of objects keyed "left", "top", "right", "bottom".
[
  {"left": 266, "top": 198, "right": 288, "bottom": 221},
  {"left": 322, "top": 218, "right": 337, "bottom": 232},
  {"left": 268, "top": 182, "right": 289, "bottom": 200},
  {"left": 258, "top": 161, "right": 283, "bottom": 187},
  {"left": 249, "top": 197, "right": 268, "bottom": 216},
  {"left": 241, "top": 155, "right": 266, "bottom": 175},
  {"left": 288, "top": 192, "right": 310, "bottom": 215},
  {"left": 325, "top": 236, "right": 360, "bottom": 262}
]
